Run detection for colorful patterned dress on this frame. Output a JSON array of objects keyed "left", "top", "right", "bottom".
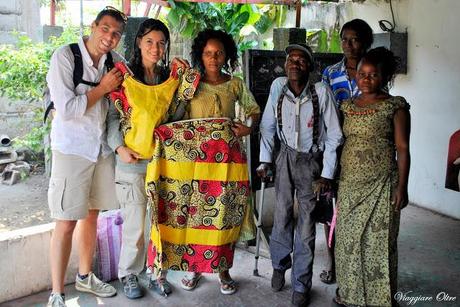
[
  {"left": 145, "top": 77, "right": 260, "bottom": 274},
  {"left": 335, "top": 96, "right": 410, "bottom": 306}
]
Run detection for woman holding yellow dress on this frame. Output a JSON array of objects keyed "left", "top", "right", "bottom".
[{"left": 107, "top": 18, "right": 192, "bottom": 299}]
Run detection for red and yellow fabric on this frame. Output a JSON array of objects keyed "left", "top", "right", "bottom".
[
  {"left": 145, "top": 118, "right": 250, "bottom": 273},
  {"left": 109, "top": 62, "right": 200, "bottom": 159}
]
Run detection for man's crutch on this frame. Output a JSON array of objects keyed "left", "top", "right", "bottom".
[{"left": 253, "top": 171, "right": 271, "bottom": 277}]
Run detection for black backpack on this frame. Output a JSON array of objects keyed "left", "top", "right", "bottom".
[{"left": 43, "top": 43, "right": 114, "bottom": 122}]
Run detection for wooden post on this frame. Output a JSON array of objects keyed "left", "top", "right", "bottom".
[
  {"left": 50, "top": 0, "right": 56, "bottom": 26},
  {"left": 295, "top": 0, "right": 301, "bottom": 27},
  {"left": 144, "top": 0, "right": 153, "bottom": 17},
  {"left": 123, "top": 0, "right": 132, "bottom": 16},
  {"left": 154, "top": 5, "right": 162, "bottom": 19}
]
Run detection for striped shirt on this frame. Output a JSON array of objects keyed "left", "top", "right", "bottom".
[{"left": 322, "top": 58, "right": 359, "bottom": 107}]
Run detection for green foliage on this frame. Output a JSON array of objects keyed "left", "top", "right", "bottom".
[
  {"left": 13, "top": 125, "right": 48, "bottom": 153},
  {"left": 307, "top": 28, "right": 342, "bottom": 53},
  {"left": 328, "top": 29, "right": 342, "bottom": 53},
  {"left": 0, "top": 26, "right": 82, "bottom": 154},
  {"left": 166, "top": 2, "right": 285, "bottom": 53},
  {"left": 13, "top": 115, "right": 51, "bottom": 157},
  {"left": 0, "top": 26, "right": 82, "bottom": 102},
  {"left": 0, "top": 37, "right": 50, "bottom": 102}
]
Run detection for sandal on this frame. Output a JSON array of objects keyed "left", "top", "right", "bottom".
[
  {"left": 180, "top": 273, "right": 202, "bottom": 291},
  {"left": 219, "top": 277, "right": 237, "bottom": 295},
  {"left": 333, "top": 288, "right": 347, "bottom": 307},
  {"left": 149, "top": 277, "right": 172, "bottom": 297},
  {"left": 319, "top": 269, "right": 336, "bottom": 284}
]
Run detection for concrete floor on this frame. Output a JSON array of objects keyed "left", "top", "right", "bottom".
[{"left": 2, "top": 204, "right": 459, "bottom": 307}]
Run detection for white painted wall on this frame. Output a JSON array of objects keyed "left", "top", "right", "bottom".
[
  {"left": 349, "top": 0, "right": 460, "bottom": 219},
  {"left": 286, "top": 0, "right": 460, "bottom": 219}
]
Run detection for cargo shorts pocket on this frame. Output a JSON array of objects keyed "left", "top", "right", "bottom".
[
  {"left": 115, "top": 181, "right": 134, "bottom": 207},
  {"left": 48, "top": 177, "right": 66, "bottom": 212}
]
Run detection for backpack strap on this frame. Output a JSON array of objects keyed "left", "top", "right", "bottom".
[
  {"left": 69, "top": 43, "right": 88, "bottom": 87},
  {"left": 104, "top": 51, "right": 114, "bottom": 72},
  {"left": 69, "top": 43, "right": 113, "bottom": 88},
  {"left": 44, "top": 44, "right": 114, "bottom": 123},
  {"left": 309, "top": 83, "right": 320, "bottom": 152},
  {"left": 43, "top": 87, "right": 53, "bottom": 123}
]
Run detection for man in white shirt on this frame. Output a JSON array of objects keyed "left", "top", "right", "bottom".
[
  {"left": 257, "top": 44, "right": 343, "bottom": 306},
  {"left": 46, "top": 7, "right": 126, "bottom": 307}
]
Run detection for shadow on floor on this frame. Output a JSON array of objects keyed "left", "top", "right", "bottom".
[{"left": 2, "top": 205, "right": 459, "bottom": 307}]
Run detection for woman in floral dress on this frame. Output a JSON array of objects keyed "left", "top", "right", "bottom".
[{"left": 334, "top": 47, "right": 411, "bottom": 306}]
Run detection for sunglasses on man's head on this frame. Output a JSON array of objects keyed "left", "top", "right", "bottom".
[{"left": 103, "top": 6, "right": 128, "bottom": 23}]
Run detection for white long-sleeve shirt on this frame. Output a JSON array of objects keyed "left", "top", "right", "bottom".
[
  {"left": 47, "top": 37, "right": 122, "bottom": 162},
  {"left": 259, "top": 77, "right": 343, "bottom": 179}
]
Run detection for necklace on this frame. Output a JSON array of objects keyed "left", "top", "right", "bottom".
[
  {"left": 347, "top": 98, "right": 378, "bottom": 116},
  {"left": 203, "top": 74, "right": 228, "bottom": 85},
  {"left": 204, "top": 78, "right": 223, "bottom": 84}
]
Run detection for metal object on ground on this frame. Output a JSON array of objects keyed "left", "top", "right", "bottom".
[
  {"left": 0, "top": 134, "right": 11, "bottom": 147},
  {"left": 253, "top": 170, "right": 273, "bottom": 277}
]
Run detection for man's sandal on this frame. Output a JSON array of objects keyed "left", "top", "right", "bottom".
[
  {"left": 219, "top": 277, "right": 237, "bottom": 295},
  {"left": 180, "top": 273, "right": 202, "bottom": 291},
  {"left": 319, "top": 270, "right": 336, "bottom": 284}
]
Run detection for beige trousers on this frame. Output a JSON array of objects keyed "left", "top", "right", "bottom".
[{"left": 115, "top": 168, "right": 148, "bottom": 279}]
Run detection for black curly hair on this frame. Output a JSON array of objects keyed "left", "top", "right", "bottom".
[
  {"left": 360, "top": 47, "right": 399, "bottom": 88},
  {"left": 191, "top": 29, "right": 238, "bottom": 75},
  {"left": 340, "top": 19, "right": 374, "bottom": 51},
  {"left": 129, "top": 18, "right": 170, "bottom": 84}
]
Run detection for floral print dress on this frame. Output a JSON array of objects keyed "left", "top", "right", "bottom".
[{"left": 335, "top": 96, "right": 410, "bottom": 307}]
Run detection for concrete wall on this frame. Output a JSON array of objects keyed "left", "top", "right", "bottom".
[
  {"left": 0, "top": 0, "right": 41, "bottom": 44},
  {"left": 284, "top": 0, "right": 460, "bottom": 219},
  {"left": 0, "top": 97, "right": 40, "bottom": 139},
  {"left": 0, "top": 223, "right": 79, "bottom": 303}
]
